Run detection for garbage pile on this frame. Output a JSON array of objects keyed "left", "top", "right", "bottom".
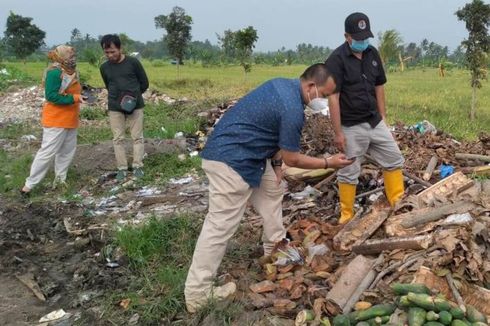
[
  {"left": 0, "top": 85, "right": 183, "bottom": 124},
  {"left": 245, "top": 168, "right": 489, "bottom": 323},
  {"left": 190, "top": 104, "right": 490, "bottom": 322}
]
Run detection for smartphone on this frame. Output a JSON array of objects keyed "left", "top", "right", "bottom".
[{"left": 347, "top": 157, "right": 357, "bottom": 162}]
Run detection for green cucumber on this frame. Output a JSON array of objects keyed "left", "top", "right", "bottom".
[
  {"left": 451, "top": 320, "right": 470, "bottom": 326},
  {"left": 407, "top": 293, "right": 436, "bottom": 311},
  {"left": 356, "top": 322, "right": 370, "bottom": 326},
  {"left": 438, "top": 311, "right": 453, "bottom": 325},
  {"left": 465, "top": 306, "right": 486, "bottom": 323},
  {"left": 333, "top": 314, "right": 351, "bottom": 326},
  {"left": 391, "top": 283, "right": 431, "bottom": 295},
  {"left": 398, "top": 295, "right": 412, "bottom": 308},
  {"left": 450, "top": 308, "right": 465, "bottom": 320},
  {"left": 434, "top": 297, "right": 451, "bottom": 312},
  {"left": 424, "top": 322, "right": 445, "bottom": 326},
  {"left": 409, "top": 307, "right": 427, "bottom": 326},
  {"left": 426, "top": 311, "right": 440, "bottom": 321},
  {"left": 355, "top": 304, "right": 396, "bottom": 321}
]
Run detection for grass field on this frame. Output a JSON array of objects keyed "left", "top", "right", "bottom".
[
  {"left": 1, "top": 61, "right": 489, "bottom": 324},
  {"left": 5, "top": 61, "right": 489, "bottom": 140}
]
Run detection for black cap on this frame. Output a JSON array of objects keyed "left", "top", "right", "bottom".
[{"left": 345, "top": 12, "right": 374, "bottom": 40}]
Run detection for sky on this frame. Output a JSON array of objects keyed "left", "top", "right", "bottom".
[{"left": 0, "top": 0, "right": 486, "bottom": 52}]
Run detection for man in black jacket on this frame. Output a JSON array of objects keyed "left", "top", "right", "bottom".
[
  {"left": 325, "top": 13, "right": 405, "bottom": 224},
  {"left": 100, "top": 34, "right": 149, "bottom": 180}
]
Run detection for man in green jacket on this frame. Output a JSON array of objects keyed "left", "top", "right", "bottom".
[{"left": 100, "top": 34, "right": 149, "bottom": 180}]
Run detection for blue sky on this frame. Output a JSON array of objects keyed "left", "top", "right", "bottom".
[{"left": 0, "top": 0, "right": 485, "bottom": 51}]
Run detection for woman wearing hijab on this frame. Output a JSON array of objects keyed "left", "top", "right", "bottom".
[{"left": 21, "top": 45, "right": 85, "bottom": 195}]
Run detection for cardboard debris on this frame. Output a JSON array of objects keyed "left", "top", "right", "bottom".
[
  {"left": 333, "top": 202, "right": 391, "bottom": 252},
  {"left": 416, "top": 172, "right": 474, "bottom": 206},
  {"left": 325, "top": 255, "right": 375, "bottom": 311}
]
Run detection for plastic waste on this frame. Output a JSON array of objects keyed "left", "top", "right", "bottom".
[
  {"left": 410, "top": 120, "right": 437, "bottom": 134},
  {"left": 439, "top": 164, "right": 455, "bottom": 179}
]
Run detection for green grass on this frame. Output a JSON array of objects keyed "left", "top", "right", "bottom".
[
  {"left": 101, "top": 215, "right": 200, "bottom": 323},
  {"left": 5, "top": 61, "right": 489, "bottom": 139},
  {"left": 0, "top": 150, "right": 32, "bottom": 193},
  {"left": 140, "top": 153, "right": 202, "bottom": 186},
  {"left": 386, "top": 69, "right": 490, "bottom": 139},
  {"left": 101, "top": 215, "right": 250, "bottom": 325}
]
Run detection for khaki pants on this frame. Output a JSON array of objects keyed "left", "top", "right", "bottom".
[
  {"left": 185, "top": 159, "right": 286, "bottom": 305},
  {"left": 25, "top": 127, "right": 77, "bottom": 189},
  {"left": 338, "top": 120, "right": 405, "bottom": 184},
  {"left": 108, "top": 109, "right": 144, "bottom": 170}
]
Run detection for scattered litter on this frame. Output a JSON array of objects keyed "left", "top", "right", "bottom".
[
  {"left": 189, "top": 150, "right": 199, "bottom": 157},
  {"left": 410, "top": 120, "right": 437, "bottom": 134},
  {"left": 105, "top": 262, "right": 120, "bottom": 268},
  {"left": 441, "top": 212, "right": 473, "bottom": 225},
  {"left": 20, "top": 134, "right": 37, "bottom": 141},
  {"left": 39, "top": 309, "right": 67, "bottom": 323},
  {"left": 440, "top": 164, "right": 455, "bottom": 178},
  {"left": 289, "top": 185, "right": 322, "bottom": 200},
  {"left": 174, "top": 131, "right": 184, "bottom": 138},
  {"left": 136, "top": 186, "right": 162, "bottom": 197},
  {"left": 178, "top": 153, "right": 186, "bottom": 161},
  {"left": 169, "top": 176, "right": 194, "bottom": 185}
]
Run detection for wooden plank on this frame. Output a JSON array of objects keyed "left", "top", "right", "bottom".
[
  {"left": 325, "top": 255, "right": 375, "bottom": 310},
  {"left": 416, "top": 172, "right": 473, "bottom": 207},
  {"left": 16, "top": 273, "right": 46, "bottom": 302},
  {"left": 352, "top": 235, "right": 433, "bottom": 255},
  {"left": 333, "top": 203, "right": 391, "bottom": 252}
]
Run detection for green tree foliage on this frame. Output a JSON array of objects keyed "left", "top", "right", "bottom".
[
  {"left": 154, "top": 6, "right": 193, "bottom": 65},
  {"left": 187, "top": 39, "right": 221, "bottom": 66},
  {"left": 296, "top": 43, "right": 331, "bottom": 64},
  {"left": 217, "top": 29, "right": 237, "bottom": 63},
  {"left": 68, "top": 29, "right": 103, "bottom": 65},
  {"left": 234, "top": 26, "right": 258, "bottom": 73},
  {"left": 4, "top": 12, "right": 45, "bottom": 62},
  {"left": 456, "top": 0, "right": 490, "bottom": 120},
  {"left": 119, "top": 33, "right": 136, "bottom": 54},
  {"left": 378, "top": 29, "right": 403, "bottom": 65}
]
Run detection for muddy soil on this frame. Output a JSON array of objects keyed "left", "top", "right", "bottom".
[{"left": 0, "top": 199, "right": 130, "bottom": 325}]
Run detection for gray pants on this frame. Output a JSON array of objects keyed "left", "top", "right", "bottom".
[
  {"left": 25, "top": 127, "right": 77, "bottom": 189},
  {"left": 338, "top": 121, "right": 404, "bottom": 184}
]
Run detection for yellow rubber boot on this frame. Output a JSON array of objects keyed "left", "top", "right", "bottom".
[
  {"left": 383, "top": 169, "right": 405, "bottom": 207},
  {"left": 338, "top": 183, "right": 356, "bottom": 224}
]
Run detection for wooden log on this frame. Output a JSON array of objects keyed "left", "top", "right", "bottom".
[
  {"left": 401, "top": 201, "right": 476, "bottom": 228},
  {"left": 355, "top": 188, "right": 383, "bottom": 199},
  {"left": 403, "top": 170, "right": 433, "bottom": 188},
  {"left": 455, "top": 153, "right": 490, "bottom": 163},
  {"left": 460, "top": 165, "right": 490, "bottom": 177},
  {"left": 16, "top": 273, "right": 46, "bottom": 301},
  {"left": 352, "top": 235, "right": 433, "bottom": 255},
  {"left": 423, "top": 156, "right": 438, "bottom": 181},
  {"left": 369, "top": 250, "right": 429, "bottom": 290},
  {"left": 445, "top": 272, "right": 466, "bottom": 313},
  {"left": 326, "top": 255, "right": 375, "bottom": 309},
  {"left": 342, "top": 254, "right": 384, "bottom": 313},
  {"left": 313, "top": 171, "right": 337, "bottom": 190}
]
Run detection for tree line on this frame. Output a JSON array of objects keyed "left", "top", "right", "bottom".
[{"left": 0, "top": 4, "right": 486, "bottom": 72}]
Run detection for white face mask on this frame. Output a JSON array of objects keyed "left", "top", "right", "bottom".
[{"left": 307, "top": 85, "right": 328, "bottom": 113}]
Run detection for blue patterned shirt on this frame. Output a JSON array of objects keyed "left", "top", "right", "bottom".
[{"left": 201, "top": 78, "right": 305, "bottom": 187}]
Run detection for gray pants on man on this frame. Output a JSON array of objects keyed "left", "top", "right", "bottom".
[{"left": 338, "top": 120, "right": 404, "bottom": 183}]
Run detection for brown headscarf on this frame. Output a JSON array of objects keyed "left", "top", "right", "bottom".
[
  {"left": 42, "top": 45, "right": 79, "bottom": 93},
  {"left": 48, "top": 45, "right": 77, "bottom": 74}
]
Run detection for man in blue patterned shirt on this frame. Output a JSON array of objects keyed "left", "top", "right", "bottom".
[{"left": 185, "top": 63, "right": 353, "bottom": 313}]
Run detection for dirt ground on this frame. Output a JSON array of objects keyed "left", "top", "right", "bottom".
[{"left": 0, "top": 197, "right": 130, "bottom": 325}]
